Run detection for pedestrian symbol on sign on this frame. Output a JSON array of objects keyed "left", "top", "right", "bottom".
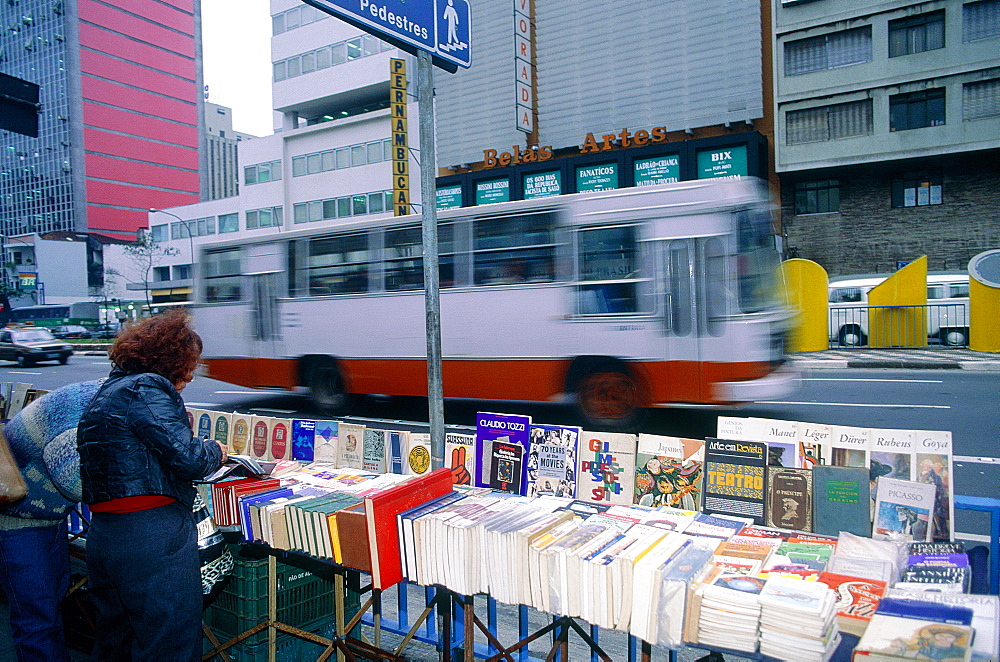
[{"left": 437, "top": 0, "right": 469, "bottom": 62}]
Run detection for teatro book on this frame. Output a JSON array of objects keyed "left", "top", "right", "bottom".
[{"left": 701, "top": 437, "right": 767, "bottom": 525}]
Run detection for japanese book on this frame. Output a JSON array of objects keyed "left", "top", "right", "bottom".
[
  {"left": 312, "top": 419, "right": 339, "bottom": 463},
  {"left": 811, "top": 465, "right": 871, "bottom": 538},
  {"left": 475, "top": 412, "right": 531, "bottom": 493},
  {"left": 362, "top": 428, "right": 389, "bottom": 473},
  {"left": 885, "top": 589, "right": 1000, "bottom": 661},
  {"left": 715, "top": 415, "right": 764, "bottom": 442},
  {"left": 249, "top": 416, "right": 274, "bottom": 460},
  {"left": 796, "top": 421, "right": 831, "bottom": 469},
  {"left": 444, "top": 432, "right": 475, "bottom": 485},
  {"left": 210, "top": 411, "right": 233, "bottom": 452},
  {"left": 700, "top": 437, "right": 767, "bottom": 525},
  {"left": 526, "top": 423, "right": 580, "bottom": 498},
  {"left": 870, "top": 427, "right": 916, "bottom": 482},
  {"left": 336, "top": 422, "right": 365, "bottom": 469},
  {"left": 873, "top": 476, "right": 935, "bottom": 542},
  {"left": 403, "top": 431, "right": 431, "bottom": 475},
  {"left": 229, "top": 413, "right": 251, "bottom": 456},
  {"left": 913, "top": 429, "right": 954, "bottom": 542},
  {"left": 634, "top": 434, "right": 702, "bottom": 510},
  {"left": 269, "top": 418, "right": 291, "bottom": 461},
  {"left": 817, "top": 571, "right": 887, "bottom": 637},
  {"left": 290, "top": 419, "right": 317, "bottom": 462},
  {"left": 577, "top": 431, "right": 637, "bottom": 506},
  {"left": 751, "top": 417, "right": 800, "bottom": 468},
  {"left": 854, "top": 598, "right": 974, "bottom": 662},
  {"left": 766, "top": 466, "right": 813, "bottom": 532},
  {"left": 829, "top": 424, "right": 869, "bottom": 468}
]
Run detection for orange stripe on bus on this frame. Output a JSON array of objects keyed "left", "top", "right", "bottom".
[{"left": 204, "top": 356, "right": 773, "bottom": 405}]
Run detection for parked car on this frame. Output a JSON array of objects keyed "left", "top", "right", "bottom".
[
  {"left": 93, "top": 322, "right": 120, "bottom": 339},
  {"left": 0, "top": 326, "right": 73, "bottom": 366},
  {"left": 52, "top": 324, "right": 92, "bottom": 339},
  {"left": 828, "top": 272, "right": 970, "bottom": 347}
]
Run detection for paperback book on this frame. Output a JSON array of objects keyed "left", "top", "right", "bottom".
[
  {"left": 870, "top": 427, "right": 916, "bottom": 482},
  {"left": 230, "top": 414, "right": 251, "bottom": 456},
  {"left": 526, "top": 423, "right": 580, "bottom": 498},
  {"left": 475, "top": 412, "right": 531, "bottom": 493},
  {"left": 701, "top": 437, "right": 767, "bottom": 525},
  {"left": 269, "top": 419, "right": 290, "bottom": 461},
  {"left": 403, "top": 432, "right": 432, "bottom": 475},
  {"left": 914, "top": 429, "right": 954, "bottom": 542},
  {"left": 577, "top": 432, "right": 637, "bottom": 506},
  {"left": 811, "top": 464, "right": 871, "bottom": 538},
  {"left": 337, "top": 422, "right": 365, "bottom": 469},
  {"left": 362, "top": 428, "right": 389, "bottom": 473},
  {"left": 873, "top": 476, "right": 935, "bottom": 542},
  {"left": 752, "top": 417, "right": 800, "bottom": 468},
  {"left": 829, "top": 424, "right": 869, "bottom": 468},
  {"left": 312, "top": 419, "right": 339, "bottom": 463},
  {"left": 444, "top": 432, "right": 475, "bottom": 485},
  {"left": 634, "top": 434, "right": 703, "bottom": 510},
  {"left": 854, "top": 597, "right": 974, "bottom": 661},
  {"left": 291, "top": 419, "right": 316, "bottom": 462},
  {"left": 249, "top": 416, "right": 273, "bottom": 460},
  {"left": 796, "top": 421, "right": 831, "bottom": 469}
]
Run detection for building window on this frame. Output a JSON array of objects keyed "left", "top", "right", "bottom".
[
  {"left": 891, "top": 173, "right": 943, "bottom": 207},
  {"left": 963, "top": 78, "right": 1000, "bottom": 120},
  {"left": 794, "top": 180, "right": 840, "bottom": 214},
  {"left": 784, "top": 26, "right": 872, "bottom": 75},
  {"left": 218, "top": 213, "right": 239, "bottom": 233},
  {"left": 153, "top": 266, "right": 170, "bottom": 282},
  {"left": 786, "top": 100, "right": 873, "bottom": 144},
  {"left": 890, "top": 88, "right": 946, "bottom": 131},
  {"left": 889, "top": 11, "right": 945, "bottom": 57},
  {"left": 173, "top": 264, "right": 192, "bottom": 280},
  {"left": 963, "top": 0, "right": 1000, "bottom": 42},
  {"left": 150, "top": 224, "right": 168, "bottom": 243}
]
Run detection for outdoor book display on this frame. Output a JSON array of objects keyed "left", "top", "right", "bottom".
[{"left": 191, "top": 408, "right": 998, "bottom": 662}]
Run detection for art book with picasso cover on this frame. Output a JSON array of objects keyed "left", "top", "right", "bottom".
[
  {"left": 526, "top": 423, "right": 580, "bottom": 498},
  {"left": 475, "top": 412, "right": 531, "bottom": 493},
  {"left": 577, "top": 432, "right": 637, "bottom": 506},
  {"left": 874, "top": 476, "right": 935, "bottom": 543},
  {"left": 634, "top": 434, "right": 703, "bottom": 511}
]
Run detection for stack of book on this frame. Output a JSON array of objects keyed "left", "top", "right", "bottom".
[
  {"left": 758, "top": 576, "right": 840, "bottom": 661},
  {"left": 897, "top": 541, "right": 970, "bottom": 593},
  {"left": 854, "top": 597, "right": 975, "bottom": 661},
  {"left": 817, "top": 570, "right": 888, "bottom": 637},
  {"left": 695, "top": 571, "right": 765, "bottom": 653}
]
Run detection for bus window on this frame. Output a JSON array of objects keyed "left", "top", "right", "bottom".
[
  {"left": 308, "top": 233, "right": 370, "bottom": 295},
  {"left": 927, "top": 284, "right": 945, "bottom": 300},
  {"left": 949, "top": 283, "right": 969, "bottom": 298},
  {"left": 704, "top": 237, "right": 726, "bottom": 336},
  {"left": 473, "top": 213, "right": 556, "bottom": 285},
  {"left": 204, "top": 249, "right": 243, "bottom": 302},
  {"left": 384, "top": 224, "right": 456, "bottom": 291},
  {"left": 576, "top": 225, "right": 646, "bottom": 315},
  {"left": 830, "top": 287, "right": 863, "bottom": 303},
  {"left": 668, "top": 244, "right": 692, "bottom": 336},
  {"left": 735, "top": 209, "right": 780, "bottom": 314}
]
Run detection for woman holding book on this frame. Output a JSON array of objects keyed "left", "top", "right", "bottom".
[{"left": 77, "top": 309, "right": 226, "bottom": 661}]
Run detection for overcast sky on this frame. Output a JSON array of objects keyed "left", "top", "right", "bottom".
[{"left": 201, "top": 0, "right": 274, "bottom": 137}]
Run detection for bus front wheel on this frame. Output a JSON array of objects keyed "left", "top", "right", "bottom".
[
  {"left": 574, "top": 365, "right": 645, "bottom": 432},
  {"left": 308, "top": 363, "right": 354, "bottom": 416}
]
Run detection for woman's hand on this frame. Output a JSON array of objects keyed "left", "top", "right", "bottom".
[{"left": 215, "top": 440, "right": 229, "bottom": 466}]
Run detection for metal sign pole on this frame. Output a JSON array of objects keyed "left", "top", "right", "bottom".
[{"left": 417, "top": 50, "right": 445, "bottom": 467}]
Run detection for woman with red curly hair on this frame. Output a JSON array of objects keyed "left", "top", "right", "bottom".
[{"left": 77, "top": 309, "right": 227, "bottom": 661}]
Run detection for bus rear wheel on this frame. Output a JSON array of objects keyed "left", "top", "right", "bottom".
[
  {"left": 574, "top": 365, "right": 644, "bottom": 431},
  {"left": 308, "top": 363, "right": 354, "bottom": 416}
]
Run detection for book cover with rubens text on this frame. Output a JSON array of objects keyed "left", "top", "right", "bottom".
[{"left": 700, "top": 437, "right": 768, "bottom": 525}]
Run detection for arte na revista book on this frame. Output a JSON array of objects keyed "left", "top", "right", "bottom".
[
  {"left": 701, "top": 437, "right": 767, "bottom": 525},
  {"left": 475, "top": 412, "right": 531, "bottom": 493}
]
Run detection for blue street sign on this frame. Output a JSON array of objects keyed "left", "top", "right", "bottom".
[{"left": 304, "top": 0, "right": 471, "bottom": 69}]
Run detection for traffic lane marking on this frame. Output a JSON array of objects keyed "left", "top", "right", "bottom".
[{"left": 770, "top": 401, "right": 949, "bottom": 409}]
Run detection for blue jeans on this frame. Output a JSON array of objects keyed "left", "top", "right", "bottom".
[
  {"left": 87, "top": 502, "right": 202, "bottom": 662},
  {"left": 0, "top": 520, "right": 71, "bottom": 662}
]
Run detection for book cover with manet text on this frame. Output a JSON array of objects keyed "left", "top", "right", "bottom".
[
  {"left": 577, "top": 432, "right": 637, "bottom": 506},
  {"left": 752, "top": 418, "right": 800, "bottom": 469},
  {"left": 701, "top": 437, "right": 767, "bottom": 525},
  {"left": 526, "top": 423, "right": 580, "bottom": 498}
]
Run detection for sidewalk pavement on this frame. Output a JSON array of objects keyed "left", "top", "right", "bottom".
[{"left": 790, "top": 347, "right": 1000, "bottom": 371}]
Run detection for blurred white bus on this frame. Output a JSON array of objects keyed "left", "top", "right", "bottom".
[
  {"left": 192, "top": 179, "right": 797, "bottom": 429},
  {"left": 828, "top": 272, "right": 970, "bottom": 347}
]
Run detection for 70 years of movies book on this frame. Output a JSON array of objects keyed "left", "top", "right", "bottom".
[{"left": 701, "top": 437, "right": 767, "bottom": 525}]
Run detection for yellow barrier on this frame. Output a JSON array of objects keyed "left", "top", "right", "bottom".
[
  {"left": 779, "top": 259, "right": 828, "bottom": 352},
  {"left": 868, "top": 257, "right": 927, "bottom": 348},
  {"left": 969, "top": 250, "right": 1000, "bottom": 353}
]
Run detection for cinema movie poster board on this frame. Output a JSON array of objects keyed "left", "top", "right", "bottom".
[{"left": 701, "top": 437, "right": 767, "bottom": 525}]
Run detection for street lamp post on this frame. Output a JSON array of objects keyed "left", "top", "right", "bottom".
[{"left": 149, "top": 208, "right": 197, "bottom": 303}]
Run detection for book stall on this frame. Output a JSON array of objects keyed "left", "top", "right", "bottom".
[{"left": 186, "top": 407, "right": 1000, "bottom": 662}]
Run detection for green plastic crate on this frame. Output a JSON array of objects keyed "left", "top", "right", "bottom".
[{"left": 204, "top": 615, "right": 339, "bottom": 662}]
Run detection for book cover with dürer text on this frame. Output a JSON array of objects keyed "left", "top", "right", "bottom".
[{"left": 701, "top": 437, "right": 767, "bottom": 525}]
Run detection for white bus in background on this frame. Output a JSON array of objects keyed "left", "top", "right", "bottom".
[
  {"left": 192, "top": 179, "right": 798, "bottom": 430},
  {"left": 828, "top": 272, "right": 970, "bottom": 347}
]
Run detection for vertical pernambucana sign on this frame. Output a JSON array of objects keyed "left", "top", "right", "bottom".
[{"left": 390, "top": 58, "right": 409, "bottom": 216}]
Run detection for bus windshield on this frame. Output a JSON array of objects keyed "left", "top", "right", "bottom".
[{"left": 736, "top": 208, "right": 781, "bottom": 314}]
